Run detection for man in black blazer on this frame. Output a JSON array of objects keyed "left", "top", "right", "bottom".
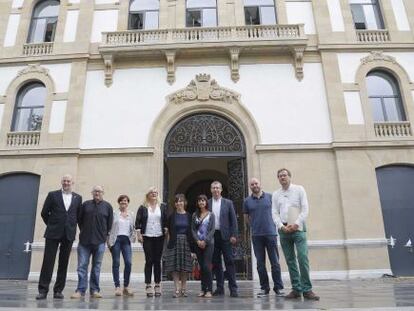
[
  {"left": 36, "top": 174, "right": 82, "bottom": 300},
  {"left": 208, "top": 181, "right": 239, "bottom": 297}
]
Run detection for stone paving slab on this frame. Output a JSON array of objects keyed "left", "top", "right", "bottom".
[
  {"left": 2, "top": 308, "right": 414, "bottom": 311},
  {"left": 0, "top": 278, "right": 413, "bottom": 310}
]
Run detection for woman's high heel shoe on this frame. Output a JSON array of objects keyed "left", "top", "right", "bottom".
[{"left": 145, "top": 285, "right": 153, "bottom": 298}]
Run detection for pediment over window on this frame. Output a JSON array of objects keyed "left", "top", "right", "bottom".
[
  {"left": 17, "top": 64, "right": 50, "bottom": 78},
  {"left": 361, "top": 51, "right": 397, "bottom": 65}
]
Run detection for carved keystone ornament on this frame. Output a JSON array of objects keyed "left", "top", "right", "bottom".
[
  {"left": 169, "top": 74, "right": 240, "bottom": 105},
  {"left": 361, "top": 51, "right": 397, "bottom": 65},
  {"left": 17, "top": 64, "right": 50, "bottom": 78}
]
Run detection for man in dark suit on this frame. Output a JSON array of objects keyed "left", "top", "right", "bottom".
[
  {"left": 208, "top": 181, "right": 239, "bottom": 297},
  {"left": 36, "top": 174, "right": 82, "bottom": 300}
]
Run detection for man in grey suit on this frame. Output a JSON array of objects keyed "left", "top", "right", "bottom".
[{"left": 208, "top": 181, "right": 238, "bottom": 297}]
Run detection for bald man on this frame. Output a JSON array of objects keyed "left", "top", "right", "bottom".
[
  {"left": 243, "top": 178, "right": 284, "bottom": 298},
  {"left": 71, "top": 185, "right": 113, "bottom": 299}
]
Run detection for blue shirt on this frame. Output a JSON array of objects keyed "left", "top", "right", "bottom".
[
  {"left": 175, "top": 213, "right": 189, "bottom": 234},
  {"left": 243, "top": 192, "right": 277, "bottom": 236}
]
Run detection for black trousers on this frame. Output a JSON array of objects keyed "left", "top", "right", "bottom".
[
  {"left": 142, "top": 236, "right": 164, "bottom": 284},
  {"left": 212, "top": 230, "right": 238, "bottom": 293},
  {"left": 196, "top": 244, "right": 214, "bottom": 292},
  {"left": 38, "top": 237, "right": 73, "bottom": 294}
]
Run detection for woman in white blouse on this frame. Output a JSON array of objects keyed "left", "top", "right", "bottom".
[
  {"left": 135, "top": 187, "right": 168, "bottom": 297},
  {"left": 108, "top": 195, "right": 136, "bottom": 296}
]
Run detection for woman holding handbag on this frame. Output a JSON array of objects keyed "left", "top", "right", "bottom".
[{"left": 191, "top": 194, "right": 215, "bottom": 298}]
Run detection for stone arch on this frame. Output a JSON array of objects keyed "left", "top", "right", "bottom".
[
  {"left": 148, "top": 74, "right": 261, "bottom": 189},
  {"left": 157, "top": 76, "right": 256, "bottom": 279},
  {"left": 376, "top": 163, "right": 414, "bottom": 170},
  {"left": 355, "top": 51, "right": 412, "bottom": 84},
  {"left": 354, "top": 51, "right": 414, "bottom": 128},
  {"left": 0, "top": 171, "right": 41, "bottom": 178},
  {"left": 6, "top": 64, "right": 56, "bottom": 96},
  {"left": 18, "top": 0, "right": 62, "bottom": 45},
  {"left": 0, "top": 64, "right": 56, "bottom": 144},
  {"left": 149, "top": 73, "right": 260, "bottom": 150}
]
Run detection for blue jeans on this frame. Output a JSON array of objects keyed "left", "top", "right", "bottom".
[
  {"left": 252, "top": 235, "right": 284, "bottom": 291},
  {"left": 110, "top": 235, "right": 132, "bottom": 288},
  {"left": 76, "top": 243, "right": 105, "bottom": 294}
]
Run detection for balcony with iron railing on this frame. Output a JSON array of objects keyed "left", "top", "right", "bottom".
[{"left": 99, "top": 24, "right": 308, "bottom": 86}]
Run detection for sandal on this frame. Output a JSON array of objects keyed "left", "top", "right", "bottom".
[
  {"left": 181, "top": 289, "right": 188, "bottom": 297},
  {"left": 154, "top": 284, "right": 162, "bottom": 297},
  {"left": 173, "top": 290, "right": 181, "bottom": 298},
  {"left": 145, "top": 285, "right": 153, "bottom": 298}
]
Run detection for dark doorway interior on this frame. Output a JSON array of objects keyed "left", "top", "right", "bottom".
[{"left": 376, "top": 165, "right": 414, "bottom": 276}]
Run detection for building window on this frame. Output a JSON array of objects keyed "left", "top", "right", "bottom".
[
  {"left": 186, "top": 0, "right": 217, "bottom": 27},
  {"left": 349, "top": 0, "right": 384, "bottom": 30},
  {"left": 366, "top": 71, "right": 405, "bottom": 122},
  {"left": 129, "top": 0, "right": 159, "bottom": 30},
  {"left": 28, "top": 0, "right": 60, "bottom": 43},
  {"left": 11, "top": 83, "right": 46, "bottom": 132},
  {"left": 244, "top": 0, "right": 276, "bottom": 25}
]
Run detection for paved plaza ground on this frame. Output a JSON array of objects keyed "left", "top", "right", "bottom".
[{"left": 0, "top": 278, "right": 413, "bottom": 310}]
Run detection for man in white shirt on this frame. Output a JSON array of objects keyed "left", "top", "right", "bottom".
[
  {"left": 272, "top": 168, "right": 319, "bottom": 301},
  {"left": 208, "top": 181, "right": 238, "bottom": 297},
  {"left": 36, "top": 174, "right": 82, "bottom": 300}
]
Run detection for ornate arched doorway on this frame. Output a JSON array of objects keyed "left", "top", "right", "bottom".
[{"left": 163, "top": 113, "right": 252, "bottom": 280}]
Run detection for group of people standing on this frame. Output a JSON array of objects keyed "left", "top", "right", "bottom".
[{"left": 35, "top": 168, "right": 319, "bottom": 301}]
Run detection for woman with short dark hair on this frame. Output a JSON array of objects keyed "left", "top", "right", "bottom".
[
  {"left": 108, "top": 194, "right": 135, "bottom": 296},
  {"left": 164, "top": 193, "right": 195, "bottom": 298}
]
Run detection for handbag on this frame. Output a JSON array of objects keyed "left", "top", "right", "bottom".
[{"left": 192, "top": 258, "right": 201, "bottom": 280}]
